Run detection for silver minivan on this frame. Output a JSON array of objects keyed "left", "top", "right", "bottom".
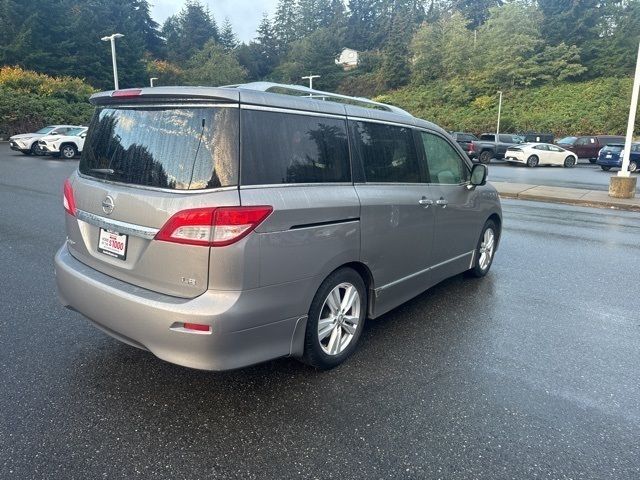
[{"left": 54, "top": 83, "right": 502, "bottom": 371}]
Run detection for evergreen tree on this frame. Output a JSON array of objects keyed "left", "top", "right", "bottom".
[
  {"left": 164, "top": 0, "right": 219, "bottom": 63},
  {"left": 273, "top": 0, "right": 299, "bottom": 54},
  {"left": 249, "top": 13, "right": 279, "bottom": 78},
  {"left": 379, "top": 10, "right": 411, "bottom": 89},
  {"left": 449, "top": 0, "right": 502, "bottom": 29},
  {"left": 219, "top": 17, "right": 239, "bottom": 52}
]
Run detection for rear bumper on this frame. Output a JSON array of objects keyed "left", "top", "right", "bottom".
[
  {"left": 54, "top": 245, "right": 306, "bottom": 371},
  {"left": 596, "top": 157, "right": 621, "bottom": 167},
  {"left": 505, "top": 155, "right": 526, "bottom": 164}
]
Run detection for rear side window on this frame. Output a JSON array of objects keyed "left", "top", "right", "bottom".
[
  {"left": 80, "top": 106, "right": 239, "bottom": 190},
  {"left": 349, "top": 121, "right": 424, "bottom": 183},
  {"left": 241, "top": 109, "right": 350, "bottom": 185}
]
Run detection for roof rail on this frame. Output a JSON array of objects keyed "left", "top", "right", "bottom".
[{"left": 225, "top": 82, "right": 413, "bottom": 117}]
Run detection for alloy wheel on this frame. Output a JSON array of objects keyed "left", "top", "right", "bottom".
[
  {"left": 478, "top": 228, "right": 495, "bottom": 271},
  {"left": 318, "top": 282, "right": 361, "bottom": 356}
]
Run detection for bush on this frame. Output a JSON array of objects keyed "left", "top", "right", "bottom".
[
  {"left": 0, "top": 66, "right": 96, "bottom": 136},
  {"left": 377, "top": 77, "right": 639, "bottom": 136}
]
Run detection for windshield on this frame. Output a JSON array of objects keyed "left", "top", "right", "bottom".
[
  {"left": 557, "top": 136, "right": 577, "bottom": 144},
  {"left": 35, "top": 127, "right": 55, "bottom": 134},
  {"left": 79, "top": 106, "right": 239, "bottom": 190}
]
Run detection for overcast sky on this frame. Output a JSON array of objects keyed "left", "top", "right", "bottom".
[{"left": 151, "top": 0, "right": 280, "bottom": 42}]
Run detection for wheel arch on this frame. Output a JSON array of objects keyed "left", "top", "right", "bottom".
[{"left": 487, "top": 213, "right": 502, "bottom": 249}]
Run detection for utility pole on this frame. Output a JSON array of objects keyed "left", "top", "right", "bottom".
[
  {"left": 101, "top": 33, "right": 124, "bottom": 90},
  {"left": 150, "top": 77, "right": 158, "bottom": 87},
  {"left": 496, "top": 91, "right": 503, "bottom": 142},
  {"left": 302, "top": 75, "right": 320, "bottom": 90},
  {"left": 609, "top": 40, "right": 639, "bottom": 199}
]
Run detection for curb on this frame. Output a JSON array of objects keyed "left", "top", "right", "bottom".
[{"left": 493, "top": 182, "right": 640, "bottom": 212}]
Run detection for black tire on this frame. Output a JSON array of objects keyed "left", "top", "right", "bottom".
[
  {"left": 629, "top": 161, "right": 638, "bottom": 173},
  {"left": 563, "top": 156, "right": 576, "bottom": 168},
  {"left": 60, "top": 144, "right": 77, "bottom": 159},
  {"left": 479, "top": 151, "right": 492, "bottom": 164},
  {"left": 301, "top": 268, "right": 367, "bottom": 370},
  {"left": 467, "top": 220, "right": 498, "bottom": 278},
  {"left": 526, "top": 155, "right": 539, "bottom": 168},
  {"left": 601, "top": 166, "right": 611, "bottom": 171},
  {"left": 589, "top": 158, "right": 596, "bottom": 164}
]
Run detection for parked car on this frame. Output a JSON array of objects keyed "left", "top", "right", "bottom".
[
  {"left": 38, "top": 127, "right": 88, "bottom": 159},
  {"left": 556, "top": 135, "right": 625, "bottom": 163},
  {"left": 450, "top": 132, "right": 479, "bottom": 154},
  {"left": 505, "top": 143, "right": 578, "bottom": 168},
  {"left": 596, "top": 143, "right": 640, "bottom": 172},
  {"left": 467, "top": 133, "right": 524, "bottom": 164},
  {"left": 54, "top": 83, "right": 502, "bottom": 371},
  {"left": 9, "top": 125, "right": 80, "bottom": 155}
]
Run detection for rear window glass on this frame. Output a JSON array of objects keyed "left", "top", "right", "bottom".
[
  {"left": 79, "top": 106, "right": 239, "bottom": 190},
  {"left": 241, "top": 109, "right": 350, "bottom": 185},
  {"left": 350, "top": 121, "right": 425, "bottom": 183},
  {"left": 602, "top": 145, "right": 623, "bottom": 153}
]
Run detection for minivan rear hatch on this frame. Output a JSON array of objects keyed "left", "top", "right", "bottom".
[{"left": 66, "top": 97, "right": 240, "bottom": 298}]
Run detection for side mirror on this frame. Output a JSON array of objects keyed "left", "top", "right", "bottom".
[
  {"left": 50, "top": 132, "right": 59, "bottom": 136},
  {"left": 80, "top": 133, "right": 86, "bottom": 138},
  {"left": 469, "top": 164, "right": 488, "bottom": 187}
]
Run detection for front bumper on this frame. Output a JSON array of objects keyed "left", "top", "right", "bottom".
[
  {"left": 54, "top": 245, "right": 306, "bottom": 371},
  {"left": 9, "top": 140, "right": 28, "bottom": 152}
]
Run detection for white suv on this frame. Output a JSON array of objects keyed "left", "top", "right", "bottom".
[
  {"left": 9, "top": 125, "right": 79, "bottom": 155},
  {"left": 38, "top": 126, "right": 88, "bottom": 159}
]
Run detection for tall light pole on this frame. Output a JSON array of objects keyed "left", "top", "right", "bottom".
[
  {"left": 609, "top": 40, "right": 639, "bottom": 199},
  {"left": 302, "top": 75, "right": 320, "bottom": 90},
  {"left": 496, "top": 91, "right": 503, "bottom": 142},
  {"left": 150, "top": 77, "right": 158, "bottom": 87},
  {"left": 619, "top": 41, "right": 640, "bottom": 178},
  {"left": 101, "top": 33, "right": 124, "bottom": 90}
]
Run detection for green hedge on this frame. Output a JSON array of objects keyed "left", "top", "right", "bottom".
[
  {"left": 0, "top": 66, "right": 95, "bottom": 137},
  {"left": 376, "top": 78, "right": 639, "bottom": 137}
]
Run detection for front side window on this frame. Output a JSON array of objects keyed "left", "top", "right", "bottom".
[
  {"left": 350, "top": 121, "right": 424, "bottom": 183},
  {"left": 80, "top": 106, "right": 239, "bottom": 190},
  {"left": 241, "top": 109, "right": 350, "bottom": 185},
  {"left": 421, "top": 132, "right": 469, "bottom": 185}
]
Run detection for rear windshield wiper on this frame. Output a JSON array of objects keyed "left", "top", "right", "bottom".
[{"left": 89, "top": 168, "right": 115, "bottom": 175}]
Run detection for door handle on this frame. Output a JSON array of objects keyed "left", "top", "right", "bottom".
[
  {"left": 418, "top": 197, "right": 434, "bottom": 208},
  {"left": 436, "top": 198, "right": 448, "bottom": 207}
]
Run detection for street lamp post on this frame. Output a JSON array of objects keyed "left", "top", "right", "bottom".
[
  {"left": 609, "top": 40, "right": 639, "bottom": 199},
  {"left": 101, "top": 33, "right": 124, "bottom": 90},
  {"left": 302, "top": 75, "right": 320, "bottom": 90},
  {"left": 150, "top": 77, "right": 158, "bottom": 87},
  {"left": 496, "top": 91, "right": 503, "bottom": 142}
]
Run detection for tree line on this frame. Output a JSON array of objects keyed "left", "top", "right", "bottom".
[{"left": 1, "top": 0, "right": 639, "bottom": 102}]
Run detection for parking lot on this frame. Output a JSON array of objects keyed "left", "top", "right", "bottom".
[
  {"left": 1, "top": 150, "right": 640, "bottom": 479},
  {"left": 488, "top": 158, "right": 638, "bottom": 192}
]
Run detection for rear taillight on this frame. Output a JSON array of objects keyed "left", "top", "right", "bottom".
[
  {"left": 154, "top": 206, "right": 273, "bottom": 247},
  {"left": 468, "top": 143, "right": 475, "bottom": 153},
  {"left": 63, "top": 179, "right": 76, "bottom": 216}
]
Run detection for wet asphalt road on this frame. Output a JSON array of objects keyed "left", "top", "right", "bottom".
[
  {"left": 488, "top": 159, "right": 640, "bottom": 192},
  {"left": 1, "top": 150, "right": 639, "bottom": 479}
]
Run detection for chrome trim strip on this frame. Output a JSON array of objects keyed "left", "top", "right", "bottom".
[
  {"left": 240, "top": 104, "right": 346, "bottom": 119},
  {"left": 75, "top": 209, "right": 159, "bottom": 240},
  {"left": 375, "top": 250, "right": 475, "bottom": 294},
  {"left": 346, "top": 116, "right": 414, "bottom": 129},
  {"left": 76, "top": 172, "right": 239, "bottom": 194},
  {"left": 239, "top": 182, "right": 353, "bottom": 189}
]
